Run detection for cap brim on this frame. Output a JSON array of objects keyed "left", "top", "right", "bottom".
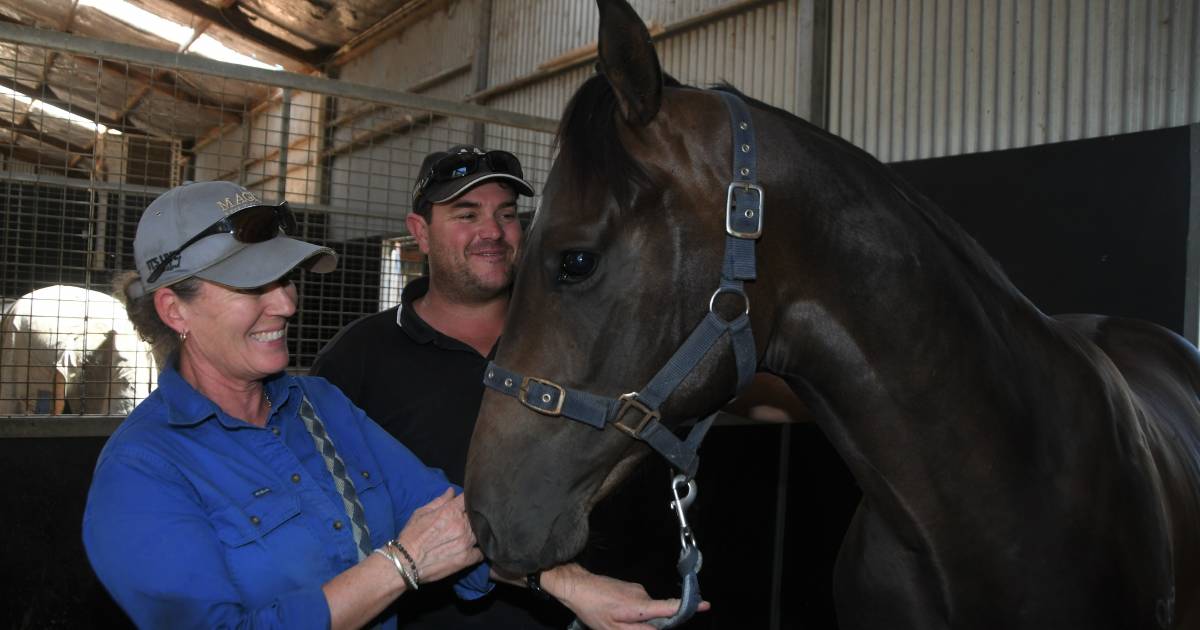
[
  {"left": 195, "top": 236, "right": 337, "bottom": 289},
  {"left": 425, "top": 173, "right": 535, "bottom": 204}
]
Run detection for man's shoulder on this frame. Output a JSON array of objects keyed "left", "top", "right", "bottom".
[{"left": 317, "top": 306, "right": 404, "bottom": 354}]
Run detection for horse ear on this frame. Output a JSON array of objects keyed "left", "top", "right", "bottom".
[{"left": 595, "top": 0, "right": 663, "bottom": 126}]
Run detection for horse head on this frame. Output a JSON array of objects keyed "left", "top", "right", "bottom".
[{"left": 465, "top": 0, "right": 971, "bottom": 576}]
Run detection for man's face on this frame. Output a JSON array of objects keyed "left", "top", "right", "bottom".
[{"left": 408, "top": 182, "right": 523, "bottom": 302}]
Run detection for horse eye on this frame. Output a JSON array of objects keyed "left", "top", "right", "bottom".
[{"left": 558, "top": 251, "right": 597, "bottom": 283}]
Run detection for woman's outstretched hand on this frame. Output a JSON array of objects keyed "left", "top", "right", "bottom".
[{"left": 395, "top": 488, "right": 483, "bottom": 584}]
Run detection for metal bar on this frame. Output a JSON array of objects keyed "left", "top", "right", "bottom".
[
  {"left": 323, "top": 113, "right": 436, "bottom": 160},
  {"left": 471, "top": 0, "right": 494, "bottom": 145},
  {"left": 192, "top": 90, "right": 283, "bottom": 154},
  {"left": 0, "top": 23, "right": 558, "bottom": 134},
  {"left": 330, "top": 62, "right": 472, "bottom": 128},
  {"left": 0, "top": 169, "right": 170, "bottom": 196},
  {"left": 1186, "top": 123, "right": 1200, "bottom": 345},
  {"left": 0, "top": 168, "right": 377, "bottom": 220},
  {"left": 277, "top": 88, "right": 291, "bottom": 200},
  {"left": 221, "top": 134, "right": 312, "bottom": 183},
  {"left": 0, "top": 416, "right": 123, "bottom": 438}
]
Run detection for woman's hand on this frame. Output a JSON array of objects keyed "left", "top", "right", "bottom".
[{"left": 395, "top": 488, "right": 483, "bottom": 584}]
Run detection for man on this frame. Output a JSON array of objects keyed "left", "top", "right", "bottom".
[{"left": 312, "top": 145, "right": 696, "bottom": 629}]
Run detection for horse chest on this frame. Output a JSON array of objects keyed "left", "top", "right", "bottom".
[{"left": 833, "top": 504, "right": 1177, "bottom": 629}]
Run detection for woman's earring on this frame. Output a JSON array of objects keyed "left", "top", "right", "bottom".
[{"left": 179, "top": 330, "right": 189, "bottom": 342}]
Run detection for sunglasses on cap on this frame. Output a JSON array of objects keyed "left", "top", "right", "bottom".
[
  {"left": 146, "top": 203, "right": 297, "bottom": 284},
  {"left": 412, "top": 150, "right": 524, "bottom": 206}
]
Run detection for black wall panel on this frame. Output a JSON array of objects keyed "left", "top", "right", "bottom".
[{"left": 892, "top": 125, "right": 1195, "bottom": 337}]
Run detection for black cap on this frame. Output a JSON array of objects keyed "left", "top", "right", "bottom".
[{"left": 413, "top": 144, "right": 535, "bottom": 212}]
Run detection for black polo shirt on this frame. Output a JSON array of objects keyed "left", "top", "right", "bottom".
[{"left": 311, "top": 276, "right": 571, "bottom": 629}]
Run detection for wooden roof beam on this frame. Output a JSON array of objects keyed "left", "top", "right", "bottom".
[
  {"left": 0, "top": 76, "right": 142, "bottom": 134},
  {"left": 0, "top": 117, "right": 94, "bottom": 155},
  {"left": 71, "top": 56, "right": 242, "bottom": 125},
  {"left": 155, "top": 0, "right": 332, "bottom": 68}
]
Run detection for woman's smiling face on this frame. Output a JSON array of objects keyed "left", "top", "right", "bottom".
[{"left": 176, "top": 277, "right": 298, "bottom": 384}]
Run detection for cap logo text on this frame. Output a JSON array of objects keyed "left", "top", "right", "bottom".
[{"left": 217, "top": 191, "right": 258, "bottom": 215}]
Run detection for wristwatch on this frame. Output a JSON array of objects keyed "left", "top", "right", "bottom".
[{"left": 526, "top": 571, "right": 553, "bottom": 600}]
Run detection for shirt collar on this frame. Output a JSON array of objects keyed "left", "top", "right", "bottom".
[
  {"left": 396, "top": 276, "right": 436, "bottom": 344},
  {"left": 160, "top": 356, "right": 299, "bottom": 428},
  {"left": 396, "top": 275, "right": 503, "bottom": 358}
]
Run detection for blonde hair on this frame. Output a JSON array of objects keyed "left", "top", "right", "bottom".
[{"left": 113, "top": 270, "right": 200, "bottom": 366}]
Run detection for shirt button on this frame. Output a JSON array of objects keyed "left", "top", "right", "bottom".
[
  {"left": 361, "top": 471, "right": 370, "bottom": 479},
  {"left": 250, "top": 515, "right": 261, "bottom": 526},
  {"left": 333, "top": 520, "right": 344, "bottom": 530},
  {"left": 291, "top": 473, "right": 301, "bottom": 483},
  {"left": 271, "top": 427, "right": 280, "bottom": 436}
]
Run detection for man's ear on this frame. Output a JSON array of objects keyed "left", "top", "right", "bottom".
[
  {"left": 154, "top": 287, "right": 189, "bottom": 336},
  {"left": 406, "top": 212, "right": 431, "bottom": 254}
]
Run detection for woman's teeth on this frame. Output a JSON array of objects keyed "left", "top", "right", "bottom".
[{"left": 250, "top": 328, "right": 286, "bottom": 342}]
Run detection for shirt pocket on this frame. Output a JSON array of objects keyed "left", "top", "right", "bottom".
[
  {"left": 210, "top": 491, "right": 302, "bottom": 547},
  {"left": 347, "top": 464, "right": 391, "bottom": 545}
]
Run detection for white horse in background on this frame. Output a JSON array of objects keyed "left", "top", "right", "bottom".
[{"left": 0, "top": 285, "right": 157, "bottom": 415}]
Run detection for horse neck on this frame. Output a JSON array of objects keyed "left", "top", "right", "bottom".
[{"left": 758, "top": 186, "right": 1140, "bottom": 539}]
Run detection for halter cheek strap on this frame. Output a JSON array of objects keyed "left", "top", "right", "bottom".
[
  {"left": 483, "top": 90, "right": 762, "bottom": 630},
  {"left": 483, "top": 91, "right": 761, "bottom": 479}
]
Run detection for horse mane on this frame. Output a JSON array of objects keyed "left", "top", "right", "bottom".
[
  {"left": 709, "top": 84, "right": 1030, "bottom": 307},
  {"left": 560, "top": 74, "right": 1028, "bottom": 306}
]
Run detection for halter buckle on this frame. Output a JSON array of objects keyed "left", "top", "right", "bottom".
[
  {"left": 726, "top": 182, "right": 764, "bottom": 239},
  {"left": 613, "top": 392, "right": 660, "bottom": 438},
  {"left": 518, "top": 377, "right": 565, "bottom": 416}
]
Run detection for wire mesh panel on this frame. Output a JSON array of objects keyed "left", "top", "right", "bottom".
[{"left": 0, "top": 28, "right": 555, "bottom": 420}]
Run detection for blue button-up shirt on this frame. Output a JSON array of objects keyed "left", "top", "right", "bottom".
[{"left": 83, "top": 365, "right": 491, "bottom": 629}]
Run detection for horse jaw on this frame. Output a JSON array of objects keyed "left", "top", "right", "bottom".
[{"left": 595, "top": 448, "right": 648, "bottom": 502}]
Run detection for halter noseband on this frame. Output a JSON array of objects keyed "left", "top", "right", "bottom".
[{"left": 482, "top": 91, "right": 763, "bottom": 629}]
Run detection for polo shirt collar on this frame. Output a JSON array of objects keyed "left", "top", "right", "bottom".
[
  {"left": 395, "top": 276, "right": 501, "bottom": 358},
  {"left": 159, "top": 356, "right": 298, "bottom": 428},
  {"left": 396, "top": 276, "right": 437, "bottom": 344}
]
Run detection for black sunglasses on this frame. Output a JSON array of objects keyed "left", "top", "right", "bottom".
[
  {"left": 146, "top": 203, "right": 297, "bottom": 284},
  {"left": 412, "top": 150, "right": 524, "bottom": 207}
]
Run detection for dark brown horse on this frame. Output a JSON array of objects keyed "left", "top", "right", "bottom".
[{"left": 464, "top": 1, "right": 1200, "bottom": 627}]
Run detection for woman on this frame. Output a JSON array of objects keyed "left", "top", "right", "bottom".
[{"left": 83, "top": 181, "right": 487, "bottom": 629}]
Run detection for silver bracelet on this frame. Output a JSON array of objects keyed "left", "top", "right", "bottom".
[
  {"left": 388, "top": 539, "right": 421, "bottom": 589},
  {"left": 373, "top": 546, "right": 418, "bottom": 591}
]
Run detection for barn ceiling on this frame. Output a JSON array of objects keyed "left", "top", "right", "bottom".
[{"left": 0, "top": 0, "right": 435, "bottom": 174}]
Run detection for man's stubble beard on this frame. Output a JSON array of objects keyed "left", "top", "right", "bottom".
[{"left": 429, "top": 250, "right": 515, "bottom": 305}]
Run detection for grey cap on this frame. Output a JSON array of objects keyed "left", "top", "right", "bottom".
[
  {"left": 129, "top": 181, "right": 336, "bottom": 298},
  {"left": 413, "top": 144, "right": 535, "bottom": 211}
]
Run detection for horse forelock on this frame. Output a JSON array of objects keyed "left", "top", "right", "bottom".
[{"left": 555, "top": 74, "right": 658, "bottom": 214}]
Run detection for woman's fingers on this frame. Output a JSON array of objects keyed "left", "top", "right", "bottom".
[{"left": 397, "top": 488, "right": 482, "bottom": 584}]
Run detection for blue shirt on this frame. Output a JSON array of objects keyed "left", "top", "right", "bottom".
[{"left": 83, "top": 364, "right": 491, "bottom": 629}]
